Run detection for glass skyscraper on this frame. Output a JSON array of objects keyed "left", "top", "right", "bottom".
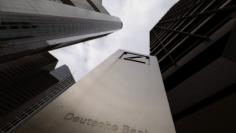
[
  {"left": 0, "top": 0, "right": 122, "bottom": 62},
  {"left": 150, "top": 0, "right": 236, "bottom": 132}
]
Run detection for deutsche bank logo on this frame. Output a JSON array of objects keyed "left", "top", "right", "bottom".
[{"left": 120, "top": 52, "right": 150, "bottom": 65}]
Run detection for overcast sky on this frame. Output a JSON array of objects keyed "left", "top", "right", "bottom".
[{"left": 50, "top": 0, "right": 177, "bottom": 81}]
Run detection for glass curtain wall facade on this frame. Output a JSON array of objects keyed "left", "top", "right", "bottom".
[
  {"left": 0, "top": 0, "right": 122, "bottom": 62},
  {"left": 150, "top": 0, "right": 236, "bottom": 132},
  {"left": 0, "top": 53, "right": 75, "bottom": 133}
]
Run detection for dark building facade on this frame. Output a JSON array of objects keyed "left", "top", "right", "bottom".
[
  {"left": 0, "top": 0, "right": 122, "bottom": 63},
  {"left": 0, "top": 53, "right": 75, "bottom": 133},
  {"left": 150, "top": 0, "right": 236, "bottom": 133}
]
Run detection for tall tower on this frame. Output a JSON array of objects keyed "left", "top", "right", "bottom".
[
  {"left": 0, "top": 0, "right": 122, "bottom": 62},
  {"left": 150, "top": 0, "right": 236, "bottom": 133}
]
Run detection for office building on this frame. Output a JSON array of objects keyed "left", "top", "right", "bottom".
[
  {"left": 0, "top": 0, "right": 122, "bottom": 63},
  {"left": 150, "top": 0, "right": 236, "bottom": 133},
  {"left": 13, "top": 50, "right": 176, "bottom": 133},
  {"left": 0, "top": 52, "right": 75, "bottom": 133}
]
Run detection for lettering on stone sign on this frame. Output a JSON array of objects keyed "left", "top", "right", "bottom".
[{"left": 64, "top": 113, "right": 150, "bottom": 133}]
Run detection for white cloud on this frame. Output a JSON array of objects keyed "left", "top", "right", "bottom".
[{"left": 50, "top": 0, "right": 177, "bottom": 81}]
